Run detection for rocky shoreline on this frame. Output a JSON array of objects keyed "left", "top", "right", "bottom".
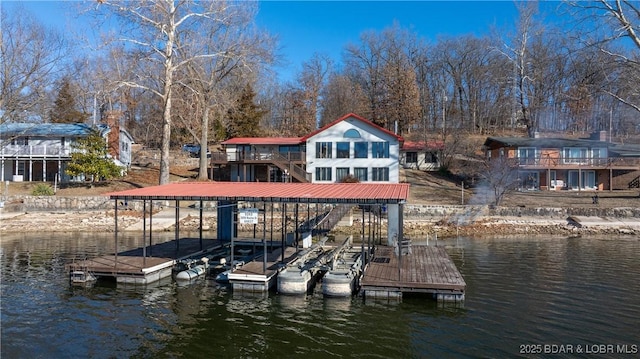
[{"left": 1, "top": 209, "right": 638, "bottom": 238}]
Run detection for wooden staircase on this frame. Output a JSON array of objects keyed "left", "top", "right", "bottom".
[{"left": 270, "top": 152, "right": 310, "bottom": 182}]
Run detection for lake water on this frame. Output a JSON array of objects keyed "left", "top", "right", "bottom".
[{"left": 1, "top": 232, "right": 638, "bottom": 358}]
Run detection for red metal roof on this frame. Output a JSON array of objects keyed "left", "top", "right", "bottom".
[
  {"left": 300, "top": 113, "right": 404, "bottom": 142},
  {"left": 108, "top": 182, "right": 410, "bottom": 204},
  {"left": 221, "top": 137, "right": 303, "bottom": 145},
  {"left": 401, "top": 140, "right": 444, "bottom": 151}
]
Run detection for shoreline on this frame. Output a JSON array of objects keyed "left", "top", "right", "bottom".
[{"left": 1, "top": 209, "right": 638, "bottom": 237}]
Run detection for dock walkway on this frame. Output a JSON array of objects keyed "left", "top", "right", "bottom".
[
  {"left": 361, "top": 245, "right": 466, "bottom": 301},
  {"left": 227, "top": 246, "right": 299, "bottom": 292}
]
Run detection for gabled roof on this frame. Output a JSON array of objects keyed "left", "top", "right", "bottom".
[
  {"left": 300, "top": 113, "right": 404, "bottom": 142},
  {"left": 484, "top": 136, "right": 611, "bottom": 149},
  {"left": 484, "top": 136, "right": 640, "bottom": 158},
  {"left": 108, "top": 182, "right": 410, "bottom": 204},
  {"left": 0, "top": 123, "right": 102, "bottom": 137},
  {"left": 401, "top": 140, "right": 444, "bottom": 151},
  {"left": 221, "top": 137, "right": 303, "bottom": 146}
]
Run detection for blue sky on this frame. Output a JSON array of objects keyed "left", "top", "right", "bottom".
[
  {"left": 7, "top": 1, "right": 526, "bottom": 82},
  {"left": 258, "top": 1, "right": 520, "bottom": 80}
]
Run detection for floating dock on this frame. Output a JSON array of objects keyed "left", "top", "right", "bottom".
[
  {"left": 226, "top": 246, "right": 299, "bottom": 292},
  {"left": 67, "top": 238, "right": 223, "bottom": 284},
  {"left": 361, "top": 245, "right": 466, "bottom": 301}
]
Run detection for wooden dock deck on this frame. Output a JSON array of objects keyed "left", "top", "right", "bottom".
[
  {"left": 227, "top": 246, "right": 299, "bottom": 292},
  {"left": 361, "top": 245, "right": 466, "bottom": 301},
  {"left": 68, "top": 238, "right": 223, "bottom": 284}
]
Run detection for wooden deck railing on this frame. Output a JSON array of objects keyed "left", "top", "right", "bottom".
[
  {"left": 209, "top": 150, "right": 310, "bottom": 182},
  {"left": 517, "top": 156, "right": 639, "bottom": 169}
]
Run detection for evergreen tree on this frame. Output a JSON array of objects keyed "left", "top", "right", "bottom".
[
  {"left": 226, "top": 84, "right": 266, "bottom": 138},
  {"left": 66, "top": 129, "right": 122, "bottom": 183},
  {"left": 50, "top": 77, "right": 88, "bottom": 123}
]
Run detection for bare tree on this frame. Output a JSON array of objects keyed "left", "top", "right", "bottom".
[
  {"left": 294, "top": 53, "right": 332, "bottom": 131},
  {"left": 178, "top": 1, "right": 275, "bottom": 179},
  {"left": 478, "top": 155, "right": 521, "bottom": 206},
  {"left": 0, "top": 5, "right": 70, "bottom": 122},
  {"left": 319, "top": 73, "right": 368, "bottom": 126},
  {"left": 93, "top": 0, "right": 259, "bottom": 184}
]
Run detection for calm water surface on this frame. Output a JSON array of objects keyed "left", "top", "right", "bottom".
[{"left": 1, "top": 232, "right": 639, "bottom": 358}]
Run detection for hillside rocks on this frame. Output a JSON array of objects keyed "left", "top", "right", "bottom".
[{"left": 1, "top": 203, "right": 638, "bottom": 237}]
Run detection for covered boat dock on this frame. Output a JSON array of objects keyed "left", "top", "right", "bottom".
[{"left": 77, "top": 181, "right": 465, "bottom": 300}]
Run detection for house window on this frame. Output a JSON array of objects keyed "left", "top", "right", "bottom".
[
  {"left": 354, "top": 142, "right": 368, "bottom": 158},
  {"left": 315, "top": 142, "right": 332, "bottom": 158},
  {"left": 61, "top": 137, "right": 66, "bottom": 147},
  {"left": 354, "top": 167, "right": 368, "bottom": 181},
  {"left": 519, "top": 171, "right": 539, "bottom": 190},
  {"left": 372, "top": 167, "right": 389, "bottom": 181},
  {"left": 336, "top": 167, "right": 350, "bottom": 181},
  {"left": 592, "top": 147, "right": 607, "bottom": 165},
  {"left": 372, "top": 142, "right": 389, "bottom": 158},
  {"left": 12, "top": 137, "right": 28, "bottom": 146},
  {"left": 518, "top": 147, "right": 538, "bottom": 165},
  {"left": 336, "top": 142, "right": 350, "bottom": 158},
  {"left": 563, "top": 147, "right": 588, "bottom": 164},
  {"left": 17, "top": 161, "right": 25, "bottom": 175},
  {"left": 344, "top": 129, "right": 361, "bottom": 138},
  {"left": 279, "top": 145, "right": 300, "bottom": 154},
  {"left": 315, "top": 167, "right": 332, "bottom": 181},
  {"left": 568, "top": 170, "right": 596, "bottom": 190},
  {"left": 406, "top": 152, "right": 418, "bottom": 163}
]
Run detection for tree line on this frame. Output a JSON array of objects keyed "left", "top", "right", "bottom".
[{"left": 2, "top": 1, "right": 639, "bottom": 184}]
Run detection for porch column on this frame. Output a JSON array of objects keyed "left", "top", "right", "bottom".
[
  {"left": 58, "top": 159, "right": 62, "bottom": 183},
  {"left": 1, "top": 159, "right": 4, "bottom": 181},
  {"left": 29, "top": 159, "right": 33, "bottom": 181},
  {"left": 609, "top": 168, "right": 613, "bottom": 191},
  {"left": 386, "top": 203, "right": 400, "bottom": 246},
  {"left": 42, "top": 159, "right": 46, "bottom": 181}
]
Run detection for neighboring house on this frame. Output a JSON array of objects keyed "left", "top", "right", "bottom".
[
  {"left": 0, "top": 122, "right": 133, "bottom": 182},
  {"left": 400, "top": 140, "right": 443, "bottom": 171},
  {"left": 483, "top": 133, "right": 640, "bottom": 191},
  {"left": 211, "top": 113, "right": 404, "bottom": 183}
]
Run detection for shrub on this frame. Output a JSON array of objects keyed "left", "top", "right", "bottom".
[{"left": 32, "top": 184, "right": 55, "bottom": 196}]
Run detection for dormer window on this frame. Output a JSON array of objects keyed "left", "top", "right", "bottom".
[{"left": 344, "top": 129, "right": 361, "bottom": 138}]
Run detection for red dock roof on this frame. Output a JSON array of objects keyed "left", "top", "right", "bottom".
[{"left": 108, "top": 182, "right": 410, "bottom": 204}]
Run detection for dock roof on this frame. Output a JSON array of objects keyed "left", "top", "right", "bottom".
[{"left": 108, "top": 182, "right": 410, "bottom": 204}]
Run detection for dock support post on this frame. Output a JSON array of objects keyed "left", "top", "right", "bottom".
[
  {"left": 175, "top": 200, "right": 180, "bottom": 254},
  {"left": 114, "top": 199, "right": 118, "bottom": 267},
  {"left": 270, "top": 203, "right": 274, "bottom": 250},
  {"left": 295, "top": 203, "right": 299, "bottom": 249},
  {"left": 281, "top": 203, "right": 286, "bottom": 263},
  {"left": 150, "top": 201, "right": 154, "bottom": 256},
  {"left": 263, "top": 202, "right": 267, "bottom": 273},
  {"left": 143, "top": 200, "right": 147, "bottom": 265},
  {"left": 199, "top": 200, "right": 203, "bottom": 250},
  {"left": 361, "top": 204, "right": 365, "bottom": 265}
]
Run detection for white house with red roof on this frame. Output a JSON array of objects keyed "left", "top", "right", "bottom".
[
  {"left": 302, "top": 113, "right": 403, "bottom": 183},
  {"left": 212, "top": 113, "right": 404, "bottom": 184}
]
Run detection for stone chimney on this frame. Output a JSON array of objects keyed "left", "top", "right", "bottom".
[
  {"left": 103, "top": 111, "right": 121, "bottom": 160},
  {"left": 589, "top": 130, "right": 608, "bottom": 142}
]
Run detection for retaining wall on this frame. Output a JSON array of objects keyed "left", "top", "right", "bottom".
[{"left": 2, "top": 196, "right": 639, "bottom": 219}]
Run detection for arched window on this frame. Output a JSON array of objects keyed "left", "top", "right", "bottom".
[{"left": 344, "top": 129, "right": 361, "bottom": 138}]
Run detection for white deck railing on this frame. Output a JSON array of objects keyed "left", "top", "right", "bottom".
[{"left": 0, "top": 145, "right": 72, "bottom": 158}]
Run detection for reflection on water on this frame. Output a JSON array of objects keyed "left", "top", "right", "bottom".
[{"left": 1, "top": 233, "right": 639, "bottom": 358}]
